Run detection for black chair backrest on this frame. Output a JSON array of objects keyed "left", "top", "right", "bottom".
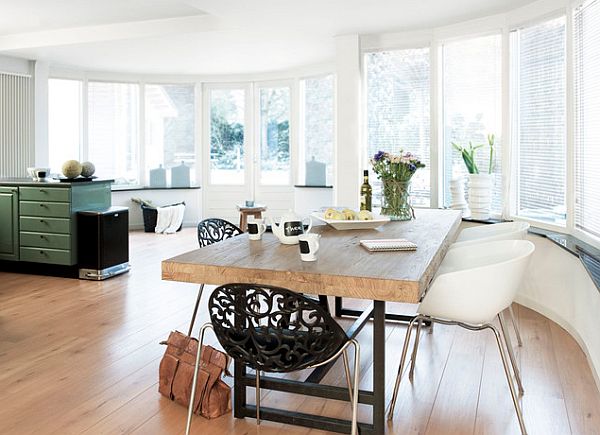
[
  {"left": 197, "top": 218, "right": 243, "bottom": 248},
  {"left": 208, "top": 283, "right": 348, "bottom": 373}
]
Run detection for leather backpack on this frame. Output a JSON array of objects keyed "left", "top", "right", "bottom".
[{"left": 159, "top": 330, "right": 231, "bottom": 419}]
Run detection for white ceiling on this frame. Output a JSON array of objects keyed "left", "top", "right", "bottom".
[{"left": 0, "top": 0, "right": 538, "bottom": 75}]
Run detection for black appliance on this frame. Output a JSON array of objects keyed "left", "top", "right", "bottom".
[{"left": 77, "top": 206, "right": 130, "bottom": 280}]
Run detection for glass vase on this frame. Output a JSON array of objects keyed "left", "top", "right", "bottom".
[{"left": 381, "top": 179, "right": 413, "bottom": 221}]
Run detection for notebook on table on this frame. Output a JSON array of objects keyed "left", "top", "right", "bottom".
[{"left": 360, "top": 238, "right": 417, "bottom": 252}]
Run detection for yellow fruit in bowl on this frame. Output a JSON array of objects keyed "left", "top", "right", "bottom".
[
  {"left": 324, "top": 208, "right": 338, "bottom": 219},
  {"left": 342, "top": 208, "right": 358, "bottom": 220},
  {"left": 358, "top": 210, "right": 373, "bottom": 221},
  {"left": 329, "top": 210, "right": 344, "bottom": 220}
]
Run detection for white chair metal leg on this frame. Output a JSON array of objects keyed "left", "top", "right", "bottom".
[
  {"left": 498, "top": 313, "right": 524, "bottom": 395},
  {"left": 185, "top": 323, "right": 212, "bottom": 435},
  {"left": 508, "top": 305, "right": 523, "bottom": 347},
  {"left": 350, "top": 340, "right": 360, "bottom": 435},
  {"left": 489, "top": 324, "right": 528, "bottom": 435},
  {"left": 342, "top": 349, "right": 353, "bottom": 401},
  {"left": 187, "top": 283, "right": 205, "bottom": 336},
  {"left": 387, "top": 316, "right": 419, "bottom": 420},
  {"left": 409, "top": 318, "right": 422, "bottom": 381},
  {"left": 256, "top": 370, "right": 261, "bottom": 425}
]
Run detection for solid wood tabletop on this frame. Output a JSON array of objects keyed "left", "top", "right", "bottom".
[{"left": 162, "top": 208, "right": 462, "bottom": 303}]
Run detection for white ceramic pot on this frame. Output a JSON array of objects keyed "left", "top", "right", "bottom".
[
  {"left": 468, "top": 173, "right": 493, "bottom": 220},
  {"left": 449, "top": 176, "right": 470, "bottom": 218}
]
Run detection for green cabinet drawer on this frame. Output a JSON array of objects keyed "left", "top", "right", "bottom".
[
  {"left": 20, "top": 186, "right": 70, "bottom": 202},
  {"left": 20, "top": 216, "right": 70, "bottom": 234},
  {"left": 20, "top": 247, "right": 72, "bottom": 265},
  {"left": 20, "top": 232, "right": 71, "bottom": 250},
  {"left": 20, "top": 201, "right": 70, "bottom": 218}
]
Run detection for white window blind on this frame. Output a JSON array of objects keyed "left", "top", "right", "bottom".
[
  {"left": 48, "top": 78, "right": 82, "bottom": 175},
  {"left": 301, "top": 74, "right": 335, "bottom": 186},
  {"left": 511, "top": 17, "right": 567, "bottom": 225},
  {"left": 88, "top": 81, "right": 139, "bottom": 185},
  {"left": 365, "top": 49, "right": 431, "bottom": 207},
  {"left": 574, "top": 0, "right": 600, "bottom": 239},
  {"left": 442, "top": 35, "right": 502, "bottom": 214}
]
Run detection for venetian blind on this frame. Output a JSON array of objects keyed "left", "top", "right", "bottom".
[
  {"left": 511, "top": 17, "right": 567, "bottom": 225},
  {"left": 365, "top": 49, "right": 431, "bottom": 207},
  {"left": 442, "top": 35, "right": 502, "bottom": 214},
  {"left": 574, "top": 0, "right": 600, "bottom": 238}
]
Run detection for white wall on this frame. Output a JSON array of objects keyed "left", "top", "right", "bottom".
[
  {"left": 518, "top": 233, "right": 600, "bottom": 389},
  {"left": 111, "top": 189, "right": 202, "bottom": 230},
  {"left": 0, "top": 54, "right": 31, "bottom": 74}
]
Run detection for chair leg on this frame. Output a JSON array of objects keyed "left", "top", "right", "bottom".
[
  {"left": 508, "top": 305, "right": 523, "bottom": 347},
  {"left": 318, "top": 295, "right": 330, "bottom": 314},
  {"left": 409, "top": 318, "right": 422, "bottom": 381},
  {"left": 489, "top": 324, "right": 528, "bottom": 435},
  {"left": 387, "top": 316, "right": 419, "bottom": 420},
  {"left": 498, "top": 313, "right": 524, "bottom": 395},
  {"left": 187, "top": 284, "right": 205, "bottom": 336},
  {"left": 185, "top": 323, "right": 212, "bottom": 435},
  {"left": 256, "top": 370, "right": 261, "bottom": 425},
  {"left": 350, "top": 340, "right": 360, "bottom": 435},
  {"left": 342, "top": 349, "right": 353, "bottom": 402}
]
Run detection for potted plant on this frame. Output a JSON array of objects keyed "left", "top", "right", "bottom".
[
  {"left": 370, "top": 150, "right": 425, "bottom": 221},
  {"left": 451, "top": 134, "right": 495, "bottom": 220}
]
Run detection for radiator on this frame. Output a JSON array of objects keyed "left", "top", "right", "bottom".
[{"left": 0, "top": 71, "right": 33, "bottom": 177}]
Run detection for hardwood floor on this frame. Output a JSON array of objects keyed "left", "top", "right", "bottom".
[{"left": 1, "top": 228, "right": 599, "bottom": 435}]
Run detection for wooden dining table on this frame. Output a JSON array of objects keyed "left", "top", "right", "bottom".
[{"left": 162, "top": 208, "right": 462, "bottom": 434}]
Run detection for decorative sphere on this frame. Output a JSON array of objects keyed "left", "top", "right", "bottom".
[
  {"left": 62, "top": 160, "right": 82, "bottom": 179},
  {"left": 80, "top": 161, "right": 96, "bottom": 178}
]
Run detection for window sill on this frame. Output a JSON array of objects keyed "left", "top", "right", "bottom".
[
  {"left": 294, "top": 185, "right": 333, "bottom": 189},
  {"left": 111, "top": 185, "right": 201, "bottom": 192}
]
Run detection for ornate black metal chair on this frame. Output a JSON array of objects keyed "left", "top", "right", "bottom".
[
  {"left": 186, "top": 219, "right": 244, "bottom": 335},
  {"left": 185, "top": 283, "right": 360, "bottom": 435}
]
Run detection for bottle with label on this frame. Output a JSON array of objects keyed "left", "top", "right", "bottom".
[{"left": 360, "top": 170, "right": 372, "bottom": 211}]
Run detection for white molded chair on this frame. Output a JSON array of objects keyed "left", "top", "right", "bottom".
[
  {"left": 453, "top": 221, "right": 530, "bottom": 248},
  {"left": 388, "top": 240, "right": 535, "bottom": 435},
  {"left": 448, "top": 221, "right": 531, "bottom": 347}
]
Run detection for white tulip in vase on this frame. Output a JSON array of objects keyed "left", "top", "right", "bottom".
[{"left": 451, "top": 134, "right": 496, "bottom": 220}]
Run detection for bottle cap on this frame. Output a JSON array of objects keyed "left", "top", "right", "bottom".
[{"left": 363, "top": 170, "right": 369, "bottom": 176}]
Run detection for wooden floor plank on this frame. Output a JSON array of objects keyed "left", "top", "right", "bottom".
[{"left": 0, "top": 229, "right": 598, "bottom": 435}]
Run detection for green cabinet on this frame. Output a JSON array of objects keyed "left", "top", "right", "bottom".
[
  {"left": 0, "top": 187, "right": 19, "bottom": 261},
  {"left": 0, "top": 179, "right": 112, "bottom": 267}
]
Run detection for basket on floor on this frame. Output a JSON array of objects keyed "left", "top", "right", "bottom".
[{"left": 141, "top": 202, "right": 185, "bottom": 233}]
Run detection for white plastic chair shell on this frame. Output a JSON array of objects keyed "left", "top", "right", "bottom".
[
  {"left": 452, "top": 221, "right": 530, "bottom": 249},
  {"left": 418, "top": 240, "right": 535, "bottom": 325}
]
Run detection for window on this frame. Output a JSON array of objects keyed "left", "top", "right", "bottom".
[
  {"left": 259, "top": 86, "right": 291, "bottom": 185},
  {"left": 300, "top": 75, "right": 335, "bottom": 186},
  {"left": 442, "top": 35, "right": 502, "bottom": 214},
  {"left": 209, "top": 88, "right": 246, "bottom": 185},
  {"left": 48, "top": 79, "right": 82, "bottom": 175},
  {"left": 365, "top": 48, "right": 431, "bottom": 207},
  {"left": 88, "top": 81, "right": 140, "bottom": 185},
  {"left": 575, "top": 0, "right": 600, "bottom": 239},
  {"left": 145, "top": 84, "right": 195, "bottom": 184},
  {"left": 511, "top": 17, "right": 566, "bottom": 225}
]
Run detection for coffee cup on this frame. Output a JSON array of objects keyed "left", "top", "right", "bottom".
[
  {"left": 247, "top": 218, "right": 266, "bottom": 240},
  {"left": 298, "top": 233, "right": 320, "bottom": 261}
]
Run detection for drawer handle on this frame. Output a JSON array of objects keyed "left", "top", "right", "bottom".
[
  {"left": 40, "top": 235, "right": 47, "bottom": 240},
  {"left": 39, "top": 189, "right": 46, "bottom": 193},
  {"left": 39, "top": 250, "right": 46, "bottom": 255},
  {"left": 39, "top": 204, "right": 47, "bottom": 207},
  {"left": 39, "top": 219, "right": 46, "bottom": 224}
]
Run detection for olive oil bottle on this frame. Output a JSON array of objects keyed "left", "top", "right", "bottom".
[{"left": 360, "top": 170, "right": 372, "bottom": 211}]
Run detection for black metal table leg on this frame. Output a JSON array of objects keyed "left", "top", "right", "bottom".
[
  {"left": 336, "top": 296, "right": 430, "bottom": 325},
  {"left": 373, "top": 300, "right": 386, "bottom": 434}
]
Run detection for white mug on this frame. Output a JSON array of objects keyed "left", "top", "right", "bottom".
[
  {"left": 298, "top": 233, "right": 320, "bottom": 261},
  {"left": 247, "top": 218, "right": 267, "bottom": 240}
]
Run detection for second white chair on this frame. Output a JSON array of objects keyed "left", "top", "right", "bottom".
[{"left": 387, "top": 240, "right": 535, "bottom": 435}]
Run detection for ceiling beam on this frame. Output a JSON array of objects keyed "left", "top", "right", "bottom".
[{"left": 0, "top": 14, "right": 223, "bottom": 51}]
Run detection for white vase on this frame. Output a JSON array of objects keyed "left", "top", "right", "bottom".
[
  {"left": 468, "top": 173, "right": 493, "bottom": 220},
  {"left": 449, "top": 176, "right": 470, "bottom": 218}
]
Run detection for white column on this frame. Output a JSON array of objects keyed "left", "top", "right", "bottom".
[
  {"left": 334, "top": 34, "right": 362, "bottom": 208},
  {"left": 34, "top": 60, "right": 49, "bottom": 166}
]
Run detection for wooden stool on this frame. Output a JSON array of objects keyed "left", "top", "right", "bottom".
[{"left": 237, "top": 204, "right": 267, "bottom": 231}]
